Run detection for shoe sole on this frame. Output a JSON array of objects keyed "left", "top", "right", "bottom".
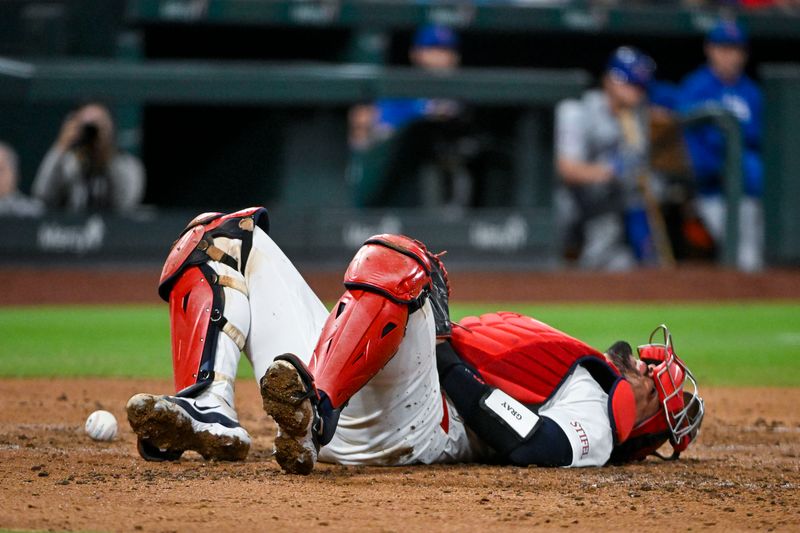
[
  {"left": 126, "top": 393, "right": 250, "bottom": 462},
  {"left": 260, "top": 361, "right": 316, "bottom": 475}
]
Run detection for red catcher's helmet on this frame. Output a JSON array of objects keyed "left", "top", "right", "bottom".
[{"left": 626, "top": 325, "right": 705, "bottom": 460}]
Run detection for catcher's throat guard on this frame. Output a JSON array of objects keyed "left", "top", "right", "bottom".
[
  {"left": 310, "top": 235, "right": 451, "bottom": 421},
  {"left": 627, "top": 325, "right": 705, "bottom": 460}
]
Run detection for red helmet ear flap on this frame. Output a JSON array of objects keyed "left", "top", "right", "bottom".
[
  {"left": 655, "top": 359, "right": 686, "bottom": 412},
  {"left": 638, "top": 344, "right": 669, "bottom": 364},
  {"left": 609, "top": 378, "right": 636, "bottom": 444},
  {"left": 637, "top": 323, "right": 673, "bottom": 364}
]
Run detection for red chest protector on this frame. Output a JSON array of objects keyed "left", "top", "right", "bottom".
[{"left": 450, "top": 312, "right": 637, "bottom": 445}]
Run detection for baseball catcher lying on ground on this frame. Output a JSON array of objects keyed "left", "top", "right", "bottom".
[{"left": 127, "top": 207, "right": 704, "bottom": 471}]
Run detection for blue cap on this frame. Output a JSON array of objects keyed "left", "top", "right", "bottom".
[
  {"left": 706, "top": 20, "right": 748, "bottom": 46},
  {"left": 412, "top": 25, "right": 459, "bottom": 50},
  {"left": 606, "top": 46, "right": 656, "bottom": 89}
]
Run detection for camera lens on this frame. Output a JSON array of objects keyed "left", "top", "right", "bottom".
[
  {"left": 82, "top": 124, "right": 99, "bottom": 143},
  {"left": 73, "top": 123, "right": 99, "bottom": 148}
]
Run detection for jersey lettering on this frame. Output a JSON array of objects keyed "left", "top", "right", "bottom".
[{"left": 570, "top": 420, "right": 590, "bottom": 458}]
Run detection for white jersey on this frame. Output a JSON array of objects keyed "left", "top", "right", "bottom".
[
  {"left": 239, "top": 231, "right": 484, "bottom": 466},
  {"left": 538, "top": 365, "right": 615, "bottom": 467},
  {"left": 319, "top": 300, "right": 487, "bottom": 466},
  {"left": 228, "top": 228, "right": 612, "bottom": 468},
  {"left": 696, "top": 195, "right": 763, "bottom": 272},
  {"left": 555, "top": 89, "right": 648, "bottom": 171}
]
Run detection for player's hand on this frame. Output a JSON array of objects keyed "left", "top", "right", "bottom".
[
  {"left": 348, "top": 104, "right": 377, "bottom": 150},
  {"left": 55, "top": 113, "right": 81, "bottom": 152},
  {"left": 425, "top": 99, "right": 461, "bottom": 119},
  {"left": 610, "top": 149, "right": 643, "bottom": 182}
]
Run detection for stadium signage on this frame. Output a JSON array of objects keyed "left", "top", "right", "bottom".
[
  {"left": 342, "top": 216, "right": 402, "bottom": 249},
  {"left": 469, "top": 215, "right": 528, "bottom": 253},
  {"left": 37, "top": 216, "right": 105, "bottom": 254}
]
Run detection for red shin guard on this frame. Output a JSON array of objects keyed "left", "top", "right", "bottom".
[
  {"left": 311, "top": 289, "right": 409, "bottom": 408},
  {"left": 168, "top": 265, "right": 222, "bottom": 393},
  {"left": 160, "top": 207, "right": 267, "bottom": 395},
  {"left": 309, "top": 235, "right": 434, "bottom": 409}
]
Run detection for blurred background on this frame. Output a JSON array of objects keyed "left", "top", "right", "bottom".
[{"left": 0, "top": 0, "right": 799, "bottom": 275}]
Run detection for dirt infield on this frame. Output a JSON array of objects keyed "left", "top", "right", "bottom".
[
  {"left": 1, "top": 378, "right": 798, "bottom": 532},
  {"left": 3, "top": 266, "right": 799, "bottom": 531},
  {"left": 6, "top": 265, "right": 800, "bottom": 305}
]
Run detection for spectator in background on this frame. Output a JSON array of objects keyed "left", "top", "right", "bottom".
[
  {"left": 0, "top": 142, "right": 43, "bottom": 217},
  {"left": 348, "top": 25, "right": 471, "bottom": 208},
  {"left": 32, "top": 102, "right": 145, "bottom": 212},
  {"left": 555, "top": 47, "right": 660, "bottom": 271},
  {"left": 372, "top": 24, "right": 462, "bottom": 139},
  {"left": 678, "top": 20, "right": 763, "bottom": 271},
  {"left": 348, "top": 25, "right": 463, "bottom": 149}
]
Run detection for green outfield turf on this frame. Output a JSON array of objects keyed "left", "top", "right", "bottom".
[{"left": 0, "top": 302, "right": 798, "bottom": 386}]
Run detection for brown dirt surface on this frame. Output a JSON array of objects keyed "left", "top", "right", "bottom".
[
  {"left": 5, "top": 265, "right": 800, "bottom": 306},
  {"left": 1, "top": 378, "right": 798, "bottom": 532}
]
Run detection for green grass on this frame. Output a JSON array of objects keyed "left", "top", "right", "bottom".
[
  {"left": 0, "top": 302, "right": 798, "bottom": 386},
  {"left": 0, "top": 306, "right": 173, "bottom": 379},
  {"left": 453, "top": 302, "right": 800, "bottom": 387}
]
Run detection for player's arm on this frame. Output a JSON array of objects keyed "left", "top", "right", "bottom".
[
  {"left": 555, "top": 100, "right": 614, "bottom": 186},
  {"left": 109, "top": 154, "right": 146, "bottom": 210},
  {"left": 436, "top": 342, "right": 572, "bottom": 467},
  {"left": 31, "top": 147, "right": 71, "bottom": 206},
  {"left": 676, "top": 71, "right": 718, "bottom": 116},
  {"left": 556, "top": 159, "right": 615, "bottom": 186}
]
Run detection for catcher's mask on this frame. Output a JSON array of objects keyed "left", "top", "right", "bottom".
[{"left": 627, "top": 325, "right": 705, "bottom": 460}]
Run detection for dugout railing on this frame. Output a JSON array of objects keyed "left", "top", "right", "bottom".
[
  {"left": 679, "top": 107, "right": 743, "bottom": 269},
  {"left": 1, "top": 58, "right": 798, "bottom": 268},
  {"left": 0, "top": 57, "right": 588, "bottom": 268}
]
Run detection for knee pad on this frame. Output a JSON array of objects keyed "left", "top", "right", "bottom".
[{"left": 159, "top": 207, "right": 269, "bottom": 302}]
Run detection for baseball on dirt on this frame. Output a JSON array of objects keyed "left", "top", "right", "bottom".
[{"left": 85, "top": 410, "right": 118, "bottom": 441}]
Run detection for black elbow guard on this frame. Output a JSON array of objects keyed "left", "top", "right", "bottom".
[
  {"left": 437, "top": 342, "right": 573, "bottom": 466},
  {"left": 437, "top": 342, "right": 541, "bottom": 457},
  {"left": 506, "top": 416, "right": 573, "bottom": 467}
]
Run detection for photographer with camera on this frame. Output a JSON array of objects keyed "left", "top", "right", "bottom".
[{"left": 32, "top": 103, "right": 145, "bottom": 212}]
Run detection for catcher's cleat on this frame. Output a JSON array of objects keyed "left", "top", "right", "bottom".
[
  {"left": 260, "top": 354, "right": 320, "bottom": 475},
  {"left": 126, "top": 392, "right": 251, "bottom": 462}
]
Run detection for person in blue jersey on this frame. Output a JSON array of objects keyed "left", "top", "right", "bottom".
[
  {"left": 348, "top": 25, "right": 471, "bottom": 208},
  {"left": 678, "top": 20, "right": 764, "bottom": 271},
  {"left": 373, "top": 24, "right": 462, "bottom": 137}
]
